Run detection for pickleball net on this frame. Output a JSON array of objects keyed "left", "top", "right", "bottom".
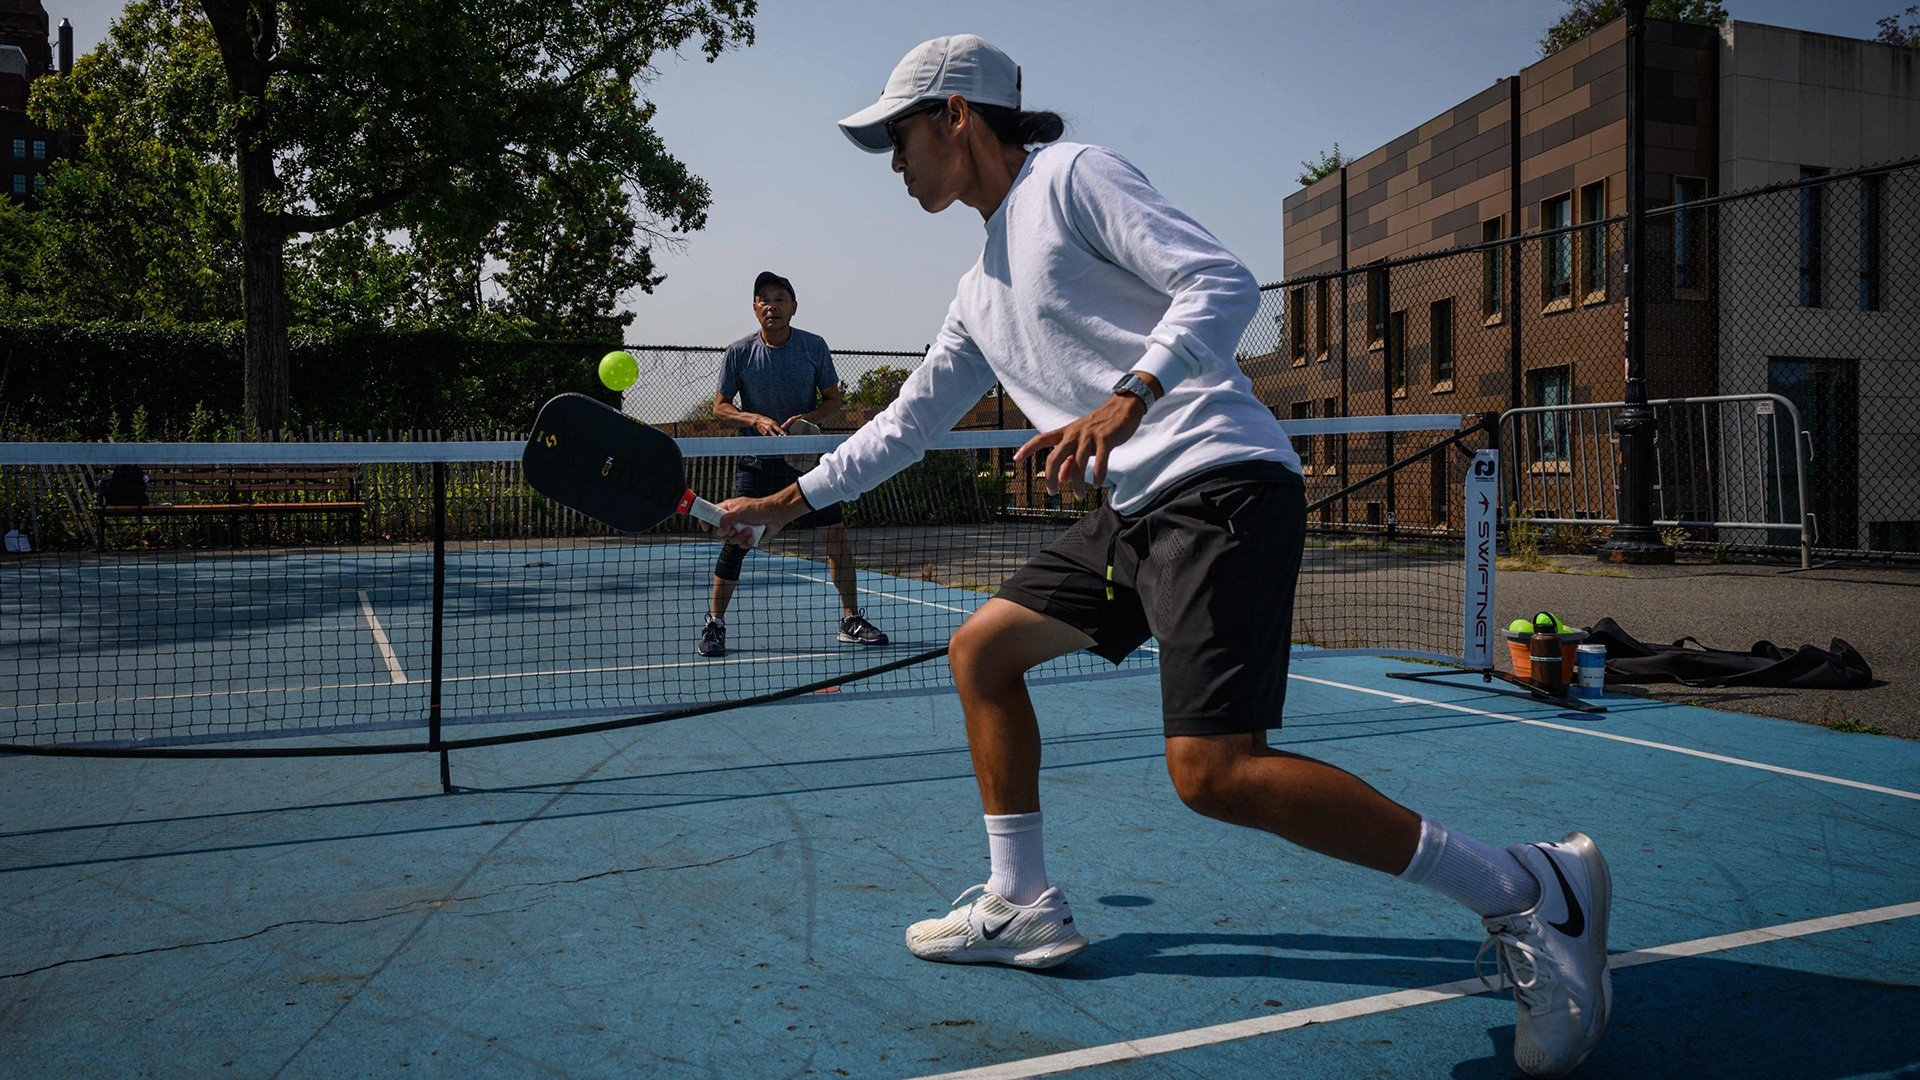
[{"left": 0, "top": 416, "right": 1491, "bottom": 755}]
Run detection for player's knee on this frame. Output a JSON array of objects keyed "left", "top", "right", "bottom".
[
  {"left": 949, "top": 614, "right": 1018, "bottom": 691},
  {"left": 1165, "top": 743, "right": 1243, "bottom": 819},
  {"left": 713, "top": 543, "right": 747, "bottom": 582}
]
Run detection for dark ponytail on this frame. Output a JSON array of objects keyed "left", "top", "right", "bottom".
[{"left": 971, "top": 102, "right": 1066, "bottom": 147}]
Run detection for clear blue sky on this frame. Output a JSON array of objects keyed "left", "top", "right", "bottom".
[{"left": 50, "top": 0, "right": 1905, "bottom": 354}]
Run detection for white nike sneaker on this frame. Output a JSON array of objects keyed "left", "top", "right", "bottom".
[
  {"left": 1478, "top": 832, "right": 1614, "bottom": 1078},
  {"left": 905, "top": 884, "right": 1088, "bottom": 969}
]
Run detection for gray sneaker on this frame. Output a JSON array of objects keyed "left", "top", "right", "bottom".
[
  {"left": 1478, "top": 832, "right": 1613, "bottom": 1078},
  {"left": 696, "top": 615, "right": 727, "bottom": 657},
  {"left": 838, "top": 609, "right": 888, "bottom": 646}
]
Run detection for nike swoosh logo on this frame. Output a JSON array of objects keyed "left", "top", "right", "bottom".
[
  {"left": 1539, "top": 847, "right": 1586, "bottom": 938},
  {"left": 981, "top": 917, "right": 1015, "bottom": 940}
]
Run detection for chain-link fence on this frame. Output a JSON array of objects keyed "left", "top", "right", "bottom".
[
  {"left": 1239, "top": 157, "right": 1920, "bottom": 562},
  {"left": 617, "top": 344, "right": 1024, "bottom": 436}
]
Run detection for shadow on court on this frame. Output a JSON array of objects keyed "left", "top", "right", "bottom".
[{"left": 1453, "top": 958, "right": 1920, "bottom": 1079}]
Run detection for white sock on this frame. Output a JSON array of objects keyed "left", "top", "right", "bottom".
[
  {"left": 984, "top": 811, "right": 1048, "bottom": 906},
  {"left": 1398, "top": 815, "right": 1541, "bottom": 918}
]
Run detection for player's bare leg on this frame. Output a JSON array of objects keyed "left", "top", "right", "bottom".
[
  {"left": 1163, "top": 734, "right": 1421, "bottom": 873},
  {"left": 819, "top": 523, "right": 860, "bottom": 618},
  {"left": 708, "top": 576, "right": 738, "bottom": 621},
  {"left": 903, "top": 598, "right": 1095, "bottom": 969},
  {"left": 823, "top": 522, "right": 889, "bottom": 645},
  {"left": 947, "top": 598, "right": 1094, "bottom": 813}
]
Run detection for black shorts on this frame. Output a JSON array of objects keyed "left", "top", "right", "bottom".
[
  {"left": 995, "top": 461, "right": 1306, "bottom": 738},
  {"left": 736, "top": 457, "right": 844, "bottom": 529}
]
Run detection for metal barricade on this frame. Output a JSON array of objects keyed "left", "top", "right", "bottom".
[{"left": 1500, "top": 394, "right": 1814, "bottom": 568}]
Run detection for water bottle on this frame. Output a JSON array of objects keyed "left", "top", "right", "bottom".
[
  {"left": 1575, "top": 643, "right": 1607, "bottom": 694},
  {"left": 1528, "top": 614, "right": 1564, "bottom": 693}
]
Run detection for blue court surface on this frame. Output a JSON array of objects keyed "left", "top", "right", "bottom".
[{"left": 4, "top": 638, "right": 1917, "bottom": 1078}]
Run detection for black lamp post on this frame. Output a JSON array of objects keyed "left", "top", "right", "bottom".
[{"left": 1600, "top": 0, "right": 1674, "bottom": 564}]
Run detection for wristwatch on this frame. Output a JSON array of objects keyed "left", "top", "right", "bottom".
[{"left": 1113, "top": 372, "right": 1159, "bottom": 410}]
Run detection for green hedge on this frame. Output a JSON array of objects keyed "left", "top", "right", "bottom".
[{"left": 0, "top": 320, "right": 620, "bottom": 439}]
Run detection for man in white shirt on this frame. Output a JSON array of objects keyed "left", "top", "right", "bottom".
[{"left": 716, "top": 36, "right": 1614, "bottom": 1079}]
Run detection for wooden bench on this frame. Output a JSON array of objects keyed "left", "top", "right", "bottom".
[{"left": 96, "top": 464, "right": 366, "bottom": 549}]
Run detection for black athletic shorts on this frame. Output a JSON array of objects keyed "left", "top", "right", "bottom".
[
  {"left": 736, "top": 457, "right": 844, "bottom": 529},
  {"left": 995, "top": 461, "right": 1306, "bottom": 738}
]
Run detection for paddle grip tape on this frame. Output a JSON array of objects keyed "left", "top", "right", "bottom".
[{"left": 679, "top": 489, "right": 765, "bottom": 547}]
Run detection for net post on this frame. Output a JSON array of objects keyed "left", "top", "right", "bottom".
[
  {"left": 1464, "top": 442, "right": 1499, "bottom": 671},
  {"left": 431, "top": 460, "right": 451, "bottom": 792}
]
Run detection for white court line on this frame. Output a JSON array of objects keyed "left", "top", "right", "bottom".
[
  {"left": 1288, "top": 672, "right": 1920, "bottom": 803},
  {"left": 910, "top": 900, "right": 1920, "bottom": 1080},
  {"left": 787, "top": 571, "right": 981, "bottom": 616},
  {"left": 356, "top": 589, "right": 409, "bottom": 685}
]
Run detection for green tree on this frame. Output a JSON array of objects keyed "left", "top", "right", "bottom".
[
  {"left": 1296, "top": 143, "right": 1346, "bottom": 187},
  {"left": 20, "top": 4, "right": 242, "bottom": 322},
  {"left": 1877, "top": 5, "right": 1920, "bottom": 45},
  {"left": 1539, "top": 0, "right": 1729, "bottom": 56},
  {"left": 30, "top": 0, "right": 755, "bottom": 433},
  {"left": 845, "top": 365, "right": 912, "bottom": 411}
]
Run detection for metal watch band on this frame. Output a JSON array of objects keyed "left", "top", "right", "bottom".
[{"left": 1113, "top": 373, "right": 1158, "bottom": 409}]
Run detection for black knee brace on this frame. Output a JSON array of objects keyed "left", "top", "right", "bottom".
[{"left": 713, "top": 541, "right": 748, "bottom": 582}]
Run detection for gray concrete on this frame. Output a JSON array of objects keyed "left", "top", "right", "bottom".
[{"left": 1497, "top": 555, "right": 1910, "bottom": 739}]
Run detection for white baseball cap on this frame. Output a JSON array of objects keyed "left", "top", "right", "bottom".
[{"left": 838, "top": 35, "right": 1021, "bottom": 153}]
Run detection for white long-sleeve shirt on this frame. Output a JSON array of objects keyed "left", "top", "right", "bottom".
[{"left": 800, "top": 142, "right": 1298, "bottom": 515}]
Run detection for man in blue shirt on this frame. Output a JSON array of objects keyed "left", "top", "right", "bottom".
[{"left": 700, "top": 271, "right": 888, "bottom": 657}]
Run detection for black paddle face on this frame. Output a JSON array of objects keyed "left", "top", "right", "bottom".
[{"left": 523, "top": 394, "right": 689, "bottom": 533}]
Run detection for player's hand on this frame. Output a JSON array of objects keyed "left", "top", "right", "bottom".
[
  {"left": 714, "top": 486, "right": 810, "bottom": 548},
  {"left": 1014, "top": 393, "right": 1146, "bottom": 499},
  {"left": 750, "top": 415, "right": 785, "bottom": 437}
]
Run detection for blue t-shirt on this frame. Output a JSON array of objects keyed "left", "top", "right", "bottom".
[{"left": 717, "top": 329, "right": 839, "bottom": 438}]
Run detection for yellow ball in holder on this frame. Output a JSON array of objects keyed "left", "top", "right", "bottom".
[
  {"left": 1508, "top": 618, "right": 1535, "bottom": 636},
  {"left": 598, "top": 350, "right": 638, "bottom": 392}
]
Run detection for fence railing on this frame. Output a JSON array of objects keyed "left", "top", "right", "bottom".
[{"left": 1501, "top": 394, "right": 1814, "bottom": 568}]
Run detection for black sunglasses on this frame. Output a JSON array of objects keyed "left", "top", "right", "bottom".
[{"left": 884, "top": 101, "right": 948, "bottom": 151}]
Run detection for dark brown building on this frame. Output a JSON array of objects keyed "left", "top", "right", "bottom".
[
  {"left": 1, "top": 0, "right": 72, "bottom": 203},
  {"left": 1275, "top": 18, "right": 1720, "bottom": 428}
]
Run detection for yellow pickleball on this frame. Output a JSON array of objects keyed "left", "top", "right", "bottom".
[{"left": 598, "top": 350, "right": 638, "bottom": 392}]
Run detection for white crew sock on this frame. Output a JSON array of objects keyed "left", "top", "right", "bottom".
[
  {"left": 1398, "top": 815, "right": 1542, "bottom": 918},
  {"left": 984, "top": 811, "right": 1048, "bottom": 906}
]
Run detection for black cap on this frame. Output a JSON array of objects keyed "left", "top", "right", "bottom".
[{"left": 753, "top": 271, "right": 795, "bottom": 300}]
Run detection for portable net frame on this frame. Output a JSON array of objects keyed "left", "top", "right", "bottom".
[{"left": 1, "top": 417, "right": 1489, "bottom": 764}]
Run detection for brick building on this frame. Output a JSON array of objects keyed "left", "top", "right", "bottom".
[
  {"left": 0, "top": 0, "right": 72, "bottom": 203},
  {"left": 1266, "top": 17, "right": 1920, "bottom": 549}
]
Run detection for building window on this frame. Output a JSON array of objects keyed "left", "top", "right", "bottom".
[
  {"left": 9, "top": 139, "right": 23, "bottom": 159},
  {"left": 1674, "top": 176, "right": 1708, "bottom": 296},
  {"left": 1799, "top": 167, "right": 1827, "bottom": 308},
  {"left": 1542, "top": 195, "right": 1573, "bottom": 307},
  {"left": 1430, "top": 299, "right": 1454, "bottom": 390},
  {"left": 1314, "top": 278, "right": 1330, "bottom": 360},
  {"left": 1367, "top": 265, "right": 1388, "bottom": 347},
  {"left": 1288, "top": 286, "right": 1308, "bottom": 363},
  {"left": 1290, "top": 400, "right": 1315, "bottom": 470},
  {"left": 32, "top": 174, "right": 44, "bottom": 192},
  {"left": 1526, "top": 366, "right": 1572, "bottom": 462},
  {"left": 1860, "top": 174, "right": 1882, "bottom": 312},
  {"left": 1481, "top": 218, "right": 1505, "bottom": 322},
  {"left": 30, "top": 140, "right": 46, "bottom": 160},
  {"left": 1386, "top": 310, "right": 1407, "bottom": 396},
  {"left": 11, "top": 174, "right": 25, "bottom": 196},
  {"left": 1578, "top": 181, "right": 1607, "bottom": 302}
]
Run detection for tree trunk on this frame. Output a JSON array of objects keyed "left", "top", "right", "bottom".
[
  {"left": 204, "top": 1, "right": 289, "bottom": 435},
  {"left": 239, "top": 149, "right": 289, "bottom": 435}
]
